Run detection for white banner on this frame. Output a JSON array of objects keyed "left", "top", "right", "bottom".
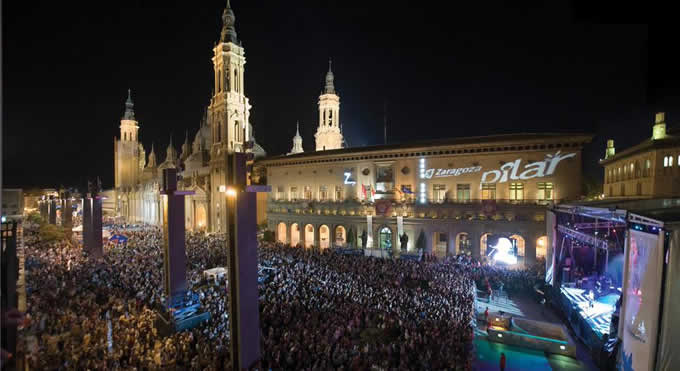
[
  {"left": 397, "top": 216, "right": 404, "bottom": 238},
  {"left": 366, "top": 215, "right": 373, "bottom": 248},
  {"left": 620, "top": 229, "right": 664, "bottom": 371}
]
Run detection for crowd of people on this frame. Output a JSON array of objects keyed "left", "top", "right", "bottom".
[{"left": 18, "top": 218, "right": 547, "bottom": 370}]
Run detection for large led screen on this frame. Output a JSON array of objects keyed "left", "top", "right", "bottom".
[{"left": 620, "top": 229, "right": 664, "bottom": 371}]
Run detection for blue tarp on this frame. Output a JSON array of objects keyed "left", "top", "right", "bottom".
[{"left": 109, "top": 234, "right": 128, "bottom": 244}]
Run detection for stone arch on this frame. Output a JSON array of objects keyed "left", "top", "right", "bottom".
[
  {"left": 509, "top": 234, "right": 526, "bottom": 257},
  {"left": 455, "top": 232, "right": 470, "bottom": 255},
  {"left": 290, "top": 223, "right": 300, "bottom": 246},
  {"left": 335, "top": 225, "right": 347, "bottom": 246},
  {"left": 277, "top": 222, "right": 287, "bottom": 243},
  {"left": 319, "top": 225, "right": 330, "bottom": 249},
  {"left": 304, "top": 224, "right": 315, "bottom": 248},
  {"left": 536, "top": 236, "right": 548, "bottom": 259}
]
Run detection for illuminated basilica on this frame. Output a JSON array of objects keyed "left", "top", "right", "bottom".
[{"left": 112, "top": 1, "right": 342, "bottom": 232}]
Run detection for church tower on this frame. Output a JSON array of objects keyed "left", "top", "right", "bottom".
[
  {"left": 115, "top": 89, "right": 142, "bottom": 189},
  {"left": 208, "top": 0, "right": 252, "bottom": 232},
  {"left": 288, "top": 121, "right": 304, "bottom": 155},
  {"left": 315, "top": 59, "right": 344, "bottom": 151}
]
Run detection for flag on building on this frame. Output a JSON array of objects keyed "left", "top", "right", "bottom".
[
  {"left": 361, "top": 184, "right": 367, "bottom": 199},
  {"left": 401, "top": 185, "right": 414, "bottom": 194}
]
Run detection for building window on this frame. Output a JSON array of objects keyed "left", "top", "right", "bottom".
[
  {"left": 481, "top": 183, "right": 496, "bottom": 200},
  {"left": 304, "top": 186, "right": 312, "bottom": 200},
  {"left": 335, "top": 186, "right": 343, "bottom": 201},
  {"left": 537, "top": 182, "right": 553, "bottom": 201},
  {"left": 276, "top": 186, "right": 284, "bottom": 200},
  {"left": 664, "top": 155, "right": 673, "bottom": 168},
  {"left": 290, "top": 187, "right": 298, "bottom": 201},
  {"left": 456, "top": 184, "right": 470, "bottom": 202},
  {"left": 630, "top": 163, "right": 635, "bottom": 178},
  {"left": 319, "top": 185, "right": 328, "bottom": 201},
  {"left": 645, "top": 159, "right": 651, "bottom": 177},
  {"left": 433, "top": 184, "right": 446, "bottom": 203},
  {"left": 509, "top": 183, "right": 524, "bottom": 201}
]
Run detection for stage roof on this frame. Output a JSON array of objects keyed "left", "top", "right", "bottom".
[{"left": 558, "top": 198, "right": 680, "bottom": 224}]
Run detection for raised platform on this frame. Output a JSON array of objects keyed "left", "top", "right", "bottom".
[{"left": 558, "top": 286, "right": 618, "bottom": 349}]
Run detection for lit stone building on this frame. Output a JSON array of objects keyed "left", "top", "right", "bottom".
[
  {"left": 113, "top": 1, "right": 266, "bottom": 232},
  {"left": 314, "top": 60, "right": 344, "bottom": 151},
  {"left": 601, "top": 112, "right": 680, "bottom": 198},
  {"left": 258, "top": 133, "right": 592, "bottom": 265}
]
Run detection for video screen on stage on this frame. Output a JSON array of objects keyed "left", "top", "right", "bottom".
[{"left": 621, "top": 229, "right": 664, "bottom": 371}]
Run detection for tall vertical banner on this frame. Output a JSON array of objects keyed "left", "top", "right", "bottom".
[
  {"left": 366, "top": 215, "right": 373, "bottom": 248},
  {"left": 397, "top": 216, "right": 404, "bottom": 239},
  {"left": 620, "top": 229, "right": 664, "bottom": 371},
  {"left": 546, "top": 210, "right": 556, "bottom": 285}
]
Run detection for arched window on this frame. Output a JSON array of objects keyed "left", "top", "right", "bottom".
[
  {"left": 456, "top": 232, "right": 470, "bottom": 255},
  {"left": 480, "top": 233, "right": 491, "bottom": 257},
  {"left": 124, "top": 132, "right": 127, "bottom": 141},
  {"left": 234, "top": 68, "right": 239, "bottom": 93},
  {"left": 379, "top": 227, "right": 392, "bottom": 250},
  {"left": 234, "top": 121, "right": 240, "bottom": 142},
  {"left": 536, "top": 236, "right": 548, "bottom": 259}
]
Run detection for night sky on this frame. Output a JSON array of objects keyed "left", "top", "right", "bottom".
[{"left": 3, "top": 1, "right": 676, "bottom": 189}]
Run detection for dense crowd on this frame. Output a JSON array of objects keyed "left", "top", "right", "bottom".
[{"left": 19, "top": 220, "right": 553, "bottom": 370}]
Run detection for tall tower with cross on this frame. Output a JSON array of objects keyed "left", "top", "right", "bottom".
[
  {"left": 208, "top": 0, "right": 253, "bottom": 232},
  {"left": 315, "top": 59, "right": 344, "bottom": 151}
]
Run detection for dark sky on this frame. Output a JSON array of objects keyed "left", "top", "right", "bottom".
[{"left": 3, "top": 1, "right": 676, "bottom": 189}]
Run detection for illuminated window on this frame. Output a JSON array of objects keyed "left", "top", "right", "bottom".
[
  {"left": 276, "top": 186, "right": 284, "bottom": 200},
  {"left": 304, "top": 186, "right": 312, "bottom": 200},
  {"left": 433, "top": 184, "right": 446, "bottom": 203},
  {"left": 319, "top": 185, "right": 328, "bottom": 201},
  {"left": 335, "top": 186, "right": 343, "bottom": 201},
  {"left": 509, "top": 183, "right": 524, "bottom": 201},
  {"left": 289, "top": 187, "right": 298, "bottom": 200},
  {"left": 537, "top": 182, "right": 553, "bottom": 201},
  {"left": 457, "top": 184, "right": 470, "bottom": 202},
  {"left": 481, "top": 183, "right": 496, "bottom": 200},
  {"left": 536, "top": 236, "right": 548, "bottom": 259},
  {"left": 630, "top": 163, "right": 635, "bottom": 177}
]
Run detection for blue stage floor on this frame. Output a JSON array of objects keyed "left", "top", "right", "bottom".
[{"left": 560, "top": 287, "right": 618, "bottom": 338}]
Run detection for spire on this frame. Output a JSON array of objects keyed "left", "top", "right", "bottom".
[
  {"left": 296, "top": 120, "right": 301, "bottom": 136},
  {"left": 289, "top": 121, "right": 304, "bottom": 155},
  {"left": 324, "top": 58, "right": 335, "bottom": 94},
  {"left": 123, "top": 88, "right": 135, "bottom": 120},
  {"left": 148, "top": 142, "right": 157, "bottom": 168},
  {"left": 220, "top": 0, "right": 239, "bottom": 44}
]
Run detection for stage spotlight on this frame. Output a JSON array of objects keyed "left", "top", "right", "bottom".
[
  {"left": 492, "top": 237, "right": 517, "bottom": 265},
  {"left": 560, "top": 345, "right": 566, "bottom": 350},
  {"left": 497, "top": 333, "right": 503, "bottom": 338}
]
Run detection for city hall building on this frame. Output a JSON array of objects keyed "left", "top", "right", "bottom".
[{"left": 258, "top": 133, "right": 593, "bottom": 265}]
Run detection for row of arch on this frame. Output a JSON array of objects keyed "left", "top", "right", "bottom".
[
  {"left": 277, "top": 222, "right": 347, "bottom": 248},
  {"left": 277, "top": 221, "right": 548, "bottom": 258}
]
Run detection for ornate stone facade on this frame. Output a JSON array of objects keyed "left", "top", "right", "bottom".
[{"left": 113, "top": 1, "right": 265, "bottom": 232}]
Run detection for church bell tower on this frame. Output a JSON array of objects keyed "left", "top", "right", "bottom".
[
  {"left": 208, "top": 0, "right": 252, "bottom": 232},
  {"left": 315, "top": 59, "right": 344, "bottom": 151}
]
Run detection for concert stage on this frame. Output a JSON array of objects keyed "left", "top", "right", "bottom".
[{"left": 559, "top": 287, "right": 619, "bottom": 343}]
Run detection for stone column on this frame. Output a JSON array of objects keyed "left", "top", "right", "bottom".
[
  {"left": 48, "top": 198, "right": 57, "bottom": 224},
  {"left": 161, "top": 168, "right": 190, "bottom": 298},
  {"left": 82, "top": 198, "right": 93, "bottom": 252},
  {"left": 314, "top": 225, "right": 321, "bottom": 248},
  {"left": 91, "top": 195, "right": 104, "bottom": 259},
  {"left": 63, "top": 195, "right": 73, "bottom": 240},
  {"left": 525, "top": 235, "right": 537, "bottom": 267},
  {"left": 226, "top": 153, "right": 262, "bottom": 369},
  {"left": 40, "top": 199, "right": 48, "bottom": 221}
]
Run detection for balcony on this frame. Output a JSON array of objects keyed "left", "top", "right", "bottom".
[{"left": 267, "top": 197, "right": 556, "bottom": 222}]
